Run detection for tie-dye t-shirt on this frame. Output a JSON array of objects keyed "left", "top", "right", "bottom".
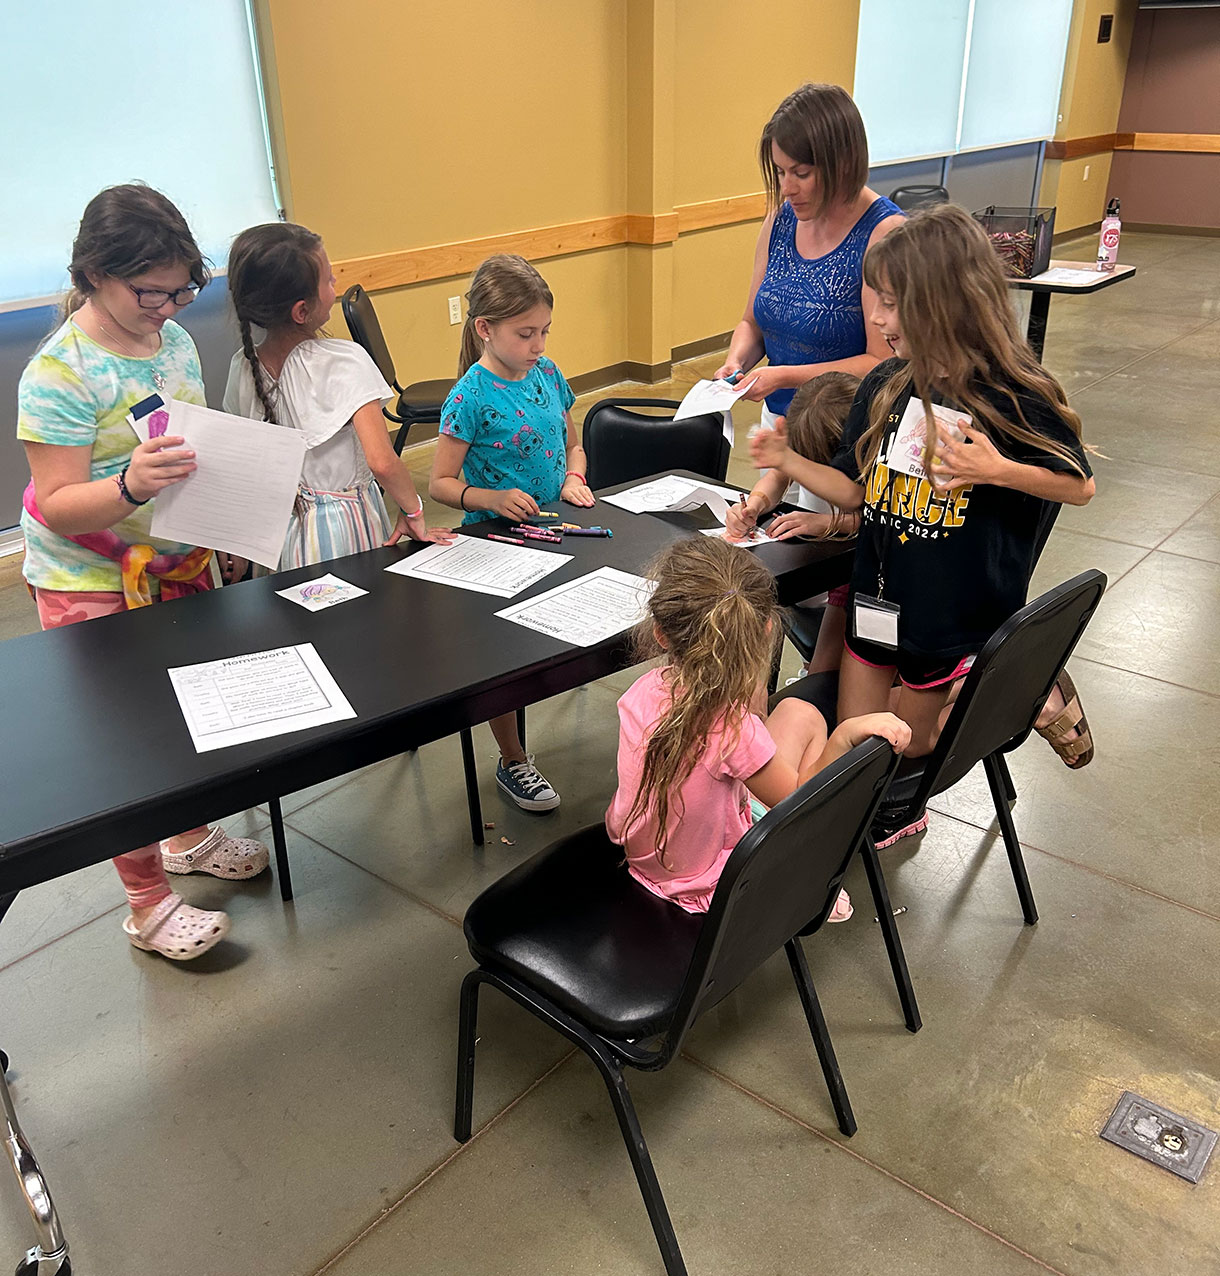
[
  {"left": 439, "top": 357, "right": 575, "bottom": 525},
  {"left": 17, "top": 318, "right": 204, "bottom": 592}
]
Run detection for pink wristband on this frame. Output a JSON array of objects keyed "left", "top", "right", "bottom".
[{"left": 565, "top": 471, "right": 586, "bottom": 484}]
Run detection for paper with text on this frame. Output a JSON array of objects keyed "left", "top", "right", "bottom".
[
  {"left": 275, "top": 573, "right": 369, "bottom": 611},
  {"left": 601, "top": 474, "right": 743, "bottom": 516},
  {"left": 384, "top": 535, "right": 570, "bottom": 598},
  {"left": 150, "top": 400, "right": 306, "bottom": 568},
  {"left": 673, "top": 376, "right": 758, "bottom": 447},
  {"left": 884, "top": 398, "right": 970, "bottom": 482},
  {"left": 495, "top": 566, "right": 655, "bottom": 647},
  {"left": 167, "top": 643, "right": 355, "bottom": 753}
]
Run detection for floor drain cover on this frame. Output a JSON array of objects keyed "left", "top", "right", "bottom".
[{"left": 1100, "top": 1092, "right": 1217, "bottom": 1183}]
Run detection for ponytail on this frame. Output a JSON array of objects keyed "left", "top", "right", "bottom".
[{"left": 458, "top": 253, "right": 554, "bottom": 378}]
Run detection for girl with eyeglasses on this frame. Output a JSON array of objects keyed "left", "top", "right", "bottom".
[{"left": 16, "top": 183, "right": 269, "bottom": 962}]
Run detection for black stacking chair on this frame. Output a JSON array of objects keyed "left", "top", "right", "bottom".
[
  {"left": 455, "top": 737, "right": 901, "bottom": 1276},
  {"left": 583, "top": 398, "right": 730, "bottom": 490},
  {"left": 888, "top": 184, "right": 950, "bottom": 212},
  {"left": 771, "top": 570, "right": 1107, "bottom": 1035},
  {"left": 341, "top": 284, "right": 454, "bottom": 454}
]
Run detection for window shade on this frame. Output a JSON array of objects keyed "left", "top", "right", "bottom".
[{"left": 2, "top": 1, "right": 279, "bottom": 308}]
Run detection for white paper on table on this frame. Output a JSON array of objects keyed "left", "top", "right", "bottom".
[
  {"left": 167, "top": 642, "right": 356, "bottom": 753},
  {"left": 275, "top": 573, "right": 368, "bottom": 611},
  {"left": 701, "top": 524, "right": 775, "bottom": 548},
  {"left": 673, "top": 376, "right": 758, "bottom": 448},
  {"left": 150, "top": 400, "right": 306, "bottom": 569},
  {"left": 1034, "top": 266, "right": 1106, "bottom": 286},
  {"left": 884, "top": 398, "right": 971, "bottom": 482},
  {"left": 494, "top": 566, "right": 656, "bottom": 647},
  {"left": 383, "top": 535, "right": 570, "bottom": 598},
  {"left": 600, "top": 474, "right": 743, "bottom": 516}
]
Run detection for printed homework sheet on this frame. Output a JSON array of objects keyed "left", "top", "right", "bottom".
[
  {"left": 494, "top": 567, "right": 655, "bottom": 647},
  {"left": 384, "top": 535, "right": 571, "bottom": 599},
  {"left": 167, "top": 643, "right": 356, "bottom": 753}
]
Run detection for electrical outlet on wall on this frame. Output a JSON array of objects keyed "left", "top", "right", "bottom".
[
  {"left": 447, "top": 296, "right": 462, "bottom": 325},
  {"left": 1083, "top": 164, "right": 1091, "bottom": 181}
]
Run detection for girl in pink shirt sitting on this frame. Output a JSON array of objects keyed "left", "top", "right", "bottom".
[{"left": 606, "top": 536, "right": 909, "bottom": 918}]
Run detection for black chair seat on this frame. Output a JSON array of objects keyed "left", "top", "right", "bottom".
[
  {"left": 782, "top": 602, "right": 827, "bottom": 663},
  {"left": 464, "top": 826, "right": 703, "bottom": 1039}
]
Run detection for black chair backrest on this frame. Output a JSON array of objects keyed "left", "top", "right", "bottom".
[
  {"left": 663, "top": 738, "right": 900, "bottom": 1048},
  {"left": 910, "top": 569, "right": 1107, "bottom": 808},
  {"left": 583, "top": 398, "right": 730, "bottom": 490},
  {"left": 889, "top": 185, "right": 950, "bottom": 212},
  {"left": 341, "top": 284, "right": 399, "bottom": 391}
]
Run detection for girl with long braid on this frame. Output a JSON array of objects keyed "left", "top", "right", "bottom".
[{"left": 223, "top": 223, "right": 452, "bottom": 573}]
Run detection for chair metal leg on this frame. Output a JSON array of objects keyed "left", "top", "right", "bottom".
[
  {"left": 516, "top": 706, "right": 527, "bottom": 752},
  {"left": 983, "top": 753, "right": 1038, "bottom": 925},
  {"left": 2, "top": 1050, "right": 71, "bottom": 1276},
  {"left": 268, "top": 797, "right": 294, "bottom": 902},
  {"left": 860, "top": 836, "right": 922, "bottom": 1033},
  {"left": 454, "top": 971, "right": 482, "bottom": 1142},
  {"left": 995, "top": 752, "right": 1017, "bottom": 807},
  {"left": 784, "top": 939, "right": 856, "bottom": 1137},
  {"left": 463, "top": 970, "right": 687, "bottom": 1276},
  {"left": 460, "top": 729, "right": 485, "bottom": 846}
]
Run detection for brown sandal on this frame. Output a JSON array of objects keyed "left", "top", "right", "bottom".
[{"left": 1036, "top": 668, "right": 1094, "bottom": 769}]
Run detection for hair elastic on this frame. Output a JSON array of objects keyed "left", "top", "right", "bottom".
[{"left": 460, "top": 484, "right": 472, "bottom": 511}]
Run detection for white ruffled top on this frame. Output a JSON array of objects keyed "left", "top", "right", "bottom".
[{"left": 224, "top": 338, "right": 393, "bottom": 492}]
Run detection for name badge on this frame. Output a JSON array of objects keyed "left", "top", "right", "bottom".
[{"left": 853, "top": 594, "right": 900, "bottom": 649}]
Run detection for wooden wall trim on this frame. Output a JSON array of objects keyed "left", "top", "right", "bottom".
[
  {"left": 1045, "top": 133, "right": 1117, "bottom": 161},
  {"left": 1117, "top": 133, "right": 1220, "bottom": 154},
  {"left": 332, "top": 195, "right": 767, "bottom": 295}
]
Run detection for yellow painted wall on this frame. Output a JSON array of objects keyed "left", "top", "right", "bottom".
[
  {"left": 257, "top": 0, "right": 629, "bottom": 382},
  {"left": 669, "top": 0, "right": 861, "bottom": 349},
  {"left": 1043, "top": 0, "right": 1139, "bottom": 232}
]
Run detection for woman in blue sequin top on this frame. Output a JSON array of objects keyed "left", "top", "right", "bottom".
[{"left": 715, "top": 84, "right": 905, "bottom": 424}]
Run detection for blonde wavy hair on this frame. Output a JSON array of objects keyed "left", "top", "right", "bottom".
[
  {"left": 854, "top": 203, "right": 1087, "bottom": 480},
  {"left": 625, "top": 537, "right": 779, "bottom": 869}
]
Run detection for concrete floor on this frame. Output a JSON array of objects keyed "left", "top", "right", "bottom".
[{"left": 0, "top": 230, "right": 1217, "bottom": 1274}]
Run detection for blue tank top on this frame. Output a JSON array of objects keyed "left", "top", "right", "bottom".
[{"left": 753, "top": 197, "right": 902, "bottom": 414}]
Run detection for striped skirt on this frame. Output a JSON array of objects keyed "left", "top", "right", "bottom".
[{"left": 281, "top": 480, "right": 392, "bottom": 570}]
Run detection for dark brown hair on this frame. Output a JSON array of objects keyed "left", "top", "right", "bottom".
[
  {"left": 63, "top": 184, "right": 210, "bottom": 320},
  {"left": 758, "top": 83, "right": 869, "bottom": 217},
  {"left": 785, "top": 371, "right": 860, "bottom": 466},
  {"left": 227, "top": 222, "right": 325, "bottom": 422},
  {"left": 459, "top": 253, "right": 554, "bottom": 376},
  {"left": 856, "top": 203, "right": 1086, "bottom": 478},
  {"left": 625, "top": 537, "right": 779, "bottom": 868}
]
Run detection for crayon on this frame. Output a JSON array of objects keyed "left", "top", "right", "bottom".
[
  {"left": 487, "top": 533, "right": 525, "bottom": 545},
  {"left": 562, "top": 527, "right": 612, "bottom": 537}
]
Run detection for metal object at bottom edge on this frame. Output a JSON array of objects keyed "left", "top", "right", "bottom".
[{"left": 1100, "top": 1091, "right": 1218, "bottom": 1184}]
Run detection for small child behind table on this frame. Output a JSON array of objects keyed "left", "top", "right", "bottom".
[
  {"left": 223, "top": 222, "right": 452, "bottom": 577},
  {"left": 429, "top": 253, "right": 595, "bottom": 813},
  {"left": 728, "top": 372, "right": 862, "bottom": 675},
  {"left": 606, "top": 536, "right": 910, "bottom": 917}
]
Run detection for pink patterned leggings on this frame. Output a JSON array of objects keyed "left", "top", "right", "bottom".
[{"left": 35, "top": 588, "right": 174, "bottom": 910}]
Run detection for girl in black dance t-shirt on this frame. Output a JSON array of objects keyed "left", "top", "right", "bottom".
[{"left": 750, "top": 204, "right": 1095, "bottom": 841}]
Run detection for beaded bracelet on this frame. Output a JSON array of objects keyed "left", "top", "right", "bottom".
[
  {"left": 114, "top": 465, "right": 149, "bottom": 506},
  {"left": 565, "top": 470, "right": 586, "bottom": 484}
]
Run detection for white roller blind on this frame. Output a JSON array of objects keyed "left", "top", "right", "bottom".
[
  {"left": 854, "top": 0, "right": 971, "bottom": 165},
  {"left": 854, "top": 0, "right": 1073, "bottom": 165},
  {"left": 1, "top": 1, "right": 279, "bottom": 308},
  {"left": 957, "top": 0, "right": 1074, "bottom": 152}
]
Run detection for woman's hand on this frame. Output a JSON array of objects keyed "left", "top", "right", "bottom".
[
  {"left": 713, "top": 360, "right": 745, "bottom": 382},
  {"left": 124, "top": 435, "right": 196, "bottom": 501},
  {"left": 384, "top": 511, "right": 457, "bottom": 546},
  {"left": 216, "top": 552, "right": 249, "bottom": 584},
  {"left": 749, "top": 417, "right": 791, "bottom": 471},
  {"left": 488, "top": 488, "right": 540, "bottom": 521},
  {"left": 737, "top": 364, "right": 790, "bottom": 403},
  {"left": 725, "top": 497, "right": 760, "bottom": 541},
  {"left": 766, "top": 510, "right": 836, "bottom": 540},
  {"left": 560, "top": 476, "right": 596, "bottom": 507},
  {"left": 928, "top": 423, "right": 1009, "bottom": 492}
]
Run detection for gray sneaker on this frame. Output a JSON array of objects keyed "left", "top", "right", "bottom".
[{"left": 496, "top": 754, "right": 561, "bottom": 811}]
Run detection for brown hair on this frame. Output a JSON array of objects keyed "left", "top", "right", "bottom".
[
  {"left": 459, "top": 253, "right": 554, "bottom": 377},
  {"left": 758, "top": 83, "right": 869, "bottom": 217},
  {"left": 855, "top": 203, "right": 1087, "bottom": 479},
  {"left": 625, "top": 537, "right": 779, "bottom": 869},
  {"left": 62, "top": 184, "right": 210, "bottom": 321},
  {"left": 785, "top": 371, "right": 860, "bottom": 466},
  {"left": 227, "top": 222, "right": 325, "bottom": 422}
]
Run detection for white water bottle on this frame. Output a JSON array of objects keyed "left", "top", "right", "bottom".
[{"left": 1097, "top": 198, "right": 1121, "bottom": 272}]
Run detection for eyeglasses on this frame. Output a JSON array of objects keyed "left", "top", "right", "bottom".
[{"left": 127, "top": 283, "right": 200, "bottom": 309}]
